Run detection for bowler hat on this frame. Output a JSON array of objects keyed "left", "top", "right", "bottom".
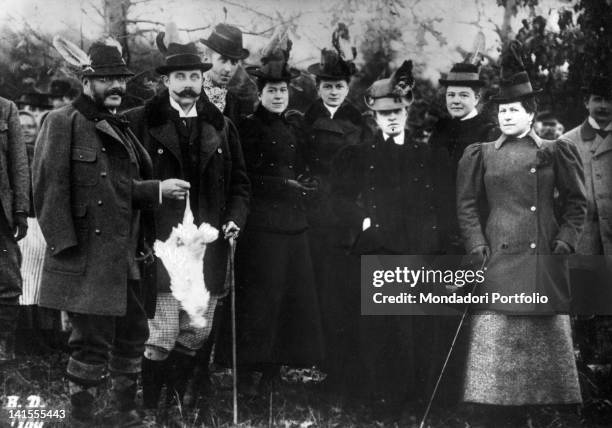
[
  {"left": 49, "top": 79, "right": 72, "bottom": 98},
  {"left": 582, "top": 75, "right": 612, "bottom": 98},
  {"left": 83, "top": 42, "right": 134, "bottom": 77},
  {"left": 155, "top": 34, "right": 212, "bottom": 75},
  {"left": 491, "top": 71, "right": 541, "bottom": 103},
  {"left": 200, "top": 24, "right": 249, "bottom": 60},
  {"left": 307, "top": 49, "right": 356, "bottom": 80},
  {"left": 364, "top": 60, "right": 414, "bottom": 111},
  {"left": 439, "top": 63, "right": 485, "bottom": 87}
]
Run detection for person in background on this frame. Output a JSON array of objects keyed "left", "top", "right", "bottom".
[
  {"left": 16, "top": 91, "right": 52, "bottom": 124},
  {"left": 48, "top": 79, "right": 78, "bottom": 109},
  {"left": 560, "top": 75, "right": 612, "bottom": 383},
  {"left": 456, "top": 42, "right": 586, "bottom": 427},
  {"left": 0, "top": 96, "right": 30, "bottom": 389},
  {"left": 534, "top": 110, "right": 563, "bottom": 140},
  {"left": 303, "top": 23, "right": 364, "bottom": 396}
]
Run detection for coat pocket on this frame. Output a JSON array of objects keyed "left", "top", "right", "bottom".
[
  {"left": 44, "top": 204, "right": 89, "bottom": 275},
  {"left": 71, "top": 146, "right": 99, "bottom": 186}
]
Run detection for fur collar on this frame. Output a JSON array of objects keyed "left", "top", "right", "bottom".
[
  {"left": 143, "top": 89, "right": 225, "bottom": 131},
  {"left": 303, "top": 99, "right": 362, "bottom": 126}
]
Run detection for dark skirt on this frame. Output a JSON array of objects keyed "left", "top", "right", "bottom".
[{"left": 235, "top": 228, "right": 324, "bottom": 367}]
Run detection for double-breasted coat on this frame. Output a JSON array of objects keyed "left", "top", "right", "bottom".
[
  {"left": 457, "top": 130, "right": 587, "bottom": 313},
  {"left": 560, "top": 120, "right": 612, "bottom": 312},
  {"left": 126, "top": 90, "right": 250, "bottom": 298},
  {"left": 0, "top": 97, "right": 29, "bottom": 300},
  {"left": 234, "top": 104, "right": 324, "bottom": 366},
  {"left": 33, "top": 95, "right": 160, "bottom": 317}
]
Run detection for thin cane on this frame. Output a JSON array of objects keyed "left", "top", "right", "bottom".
[
  {"left": 418, "top": 254, "right": 488, "bottom": 428},
  {"left": 229, "top": 237, "right": 238, "bottom": 425}
]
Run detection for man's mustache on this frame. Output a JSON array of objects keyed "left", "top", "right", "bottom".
[
  {"left": 104, "top": 88, "right": 126, "bottom": 98},
  {"left": 176, "top": 88, "right": 200, "bottom": 98}
]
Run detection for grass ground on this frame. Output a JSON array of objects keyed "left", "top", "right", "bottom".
[{"left": 2, "top": 351, "right": 612, "bottom": 427}]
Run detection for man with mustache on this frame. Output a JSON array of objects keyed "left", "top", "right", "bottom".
[
  {"left": 126, "top": 33, "right": 249, "bottom": 418},
  {"left": 560, "top": 75, "right": 612, "bottom": 373},
  {"left": 32, "top": 39, "right": 187, "bottom": 426},
  {"left": 199, "top": 23, "right": 253, "bottom": 124}
]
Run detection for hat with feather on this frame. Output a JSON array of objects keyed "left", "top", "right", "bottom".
[
  {"left": 155, "top": 22, "right": 212, "bottom": 75},
  {"left": 364, "top": 60, "right": 415, "bottom": 111},
  {"left": 492, "top": 40, "right": 541, "bottom": 102},
  {"left": 246, "top": 26, "right": 299, "bottom": 82},
  {"left": 53, "top": 36, "right": 134, "bottom": 77},
  {"left": 439, "top": 32, "right": 486, "bottom": 88},
  {"left": 307, "top": 23, "right": 357, "bottom": 80}
]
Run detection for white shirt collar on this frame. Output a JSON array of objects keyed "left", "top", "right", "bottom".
[
  {"left": 382, "top": 129, "right": 405, "bottom": 145},
  {"left": 588, "top": 116, "right": 612, "bottom": 131},
  {"left": 459, "top": 109, "right": 478, "bottom": 121},
  {"left": 169, "top": 96, "right": 198, "bottom": 118},
  {"left": 324, "top": 104, "right": 339, "bottom": 119}
]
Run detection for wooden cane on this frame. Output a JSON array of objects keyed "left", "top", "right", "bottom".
[
  {"left": 418, "top": 255, "right": 488, "bottom": 428},
  {"left": 229, "top": 237, "right": 238, "bottom": 425}
]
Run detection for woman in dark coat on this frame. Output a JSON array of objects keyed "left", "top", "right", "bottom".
[
  {"left": 235, "top": 36, "right": 324, "bottom": 392},
  {"left": 456, "top": 47, "right": 586, "bottom": 426},
  {"left": 303, "top": 41, "right": 365, "bottom": 392}
]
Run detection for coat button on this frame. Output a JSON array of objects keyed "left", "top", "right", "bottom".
[
  {"left": 101, "top": 172, "right": 107, "bottom": 177},
  {"left": 217, "top": 148, "right": 223, "bottom": 154},
  {"left": 78, "top": 154, "right": 84, "bottom": 159},
  {"left": 530, "top": 242, "right": 536, "bottom": 249},
  {"left": 290, "top": 144, "right": 295, "bottom": 149},
  {"left": 413, "top": 144, "right": 418, "bottom": 149},
  {"left": 413, "top": 177, "right": 419, "bottom": 182},
  {"left": 95, "top": 229, "right": 101, "bottom": 235},
  {"left": 97, "top": 200, "right": 103, "bottom": 206},
  {"left": 270, "top": 162, "right": 275, "bottom": 167},
  {"left": 501, "top": 243, "right": 508, "bottom": 249},
  {"left": 372, "top": 204, "right": 377, "bottom": 209},
  {"left": 530, "top": 167, "right": 536, "bottom": 173},
  {"left": 432, "top": 225, "right": 437, "bottom": 230},
  {"left": 369, "top": 165, "right": 374, "bottom": 170},
  {"left": 370, "top": 186, "right": 375, "bottom": 191},
  {"left": 530, "top": 206, "right": 536, "bottom": 212},
  {"left": 272, "top": 141, "right": 277, "bottom": 145},
  {"left": 101, "top": 147, "right": 106, "bottom": 152},
  {"left": 375, "top": 223, "right": 380, "bottom": 228},
  {"left": 596, "top": 173, "right": 602, "bottom": 179},
  {"left": 158, "top": 148, "right": 164, "bottom": 154},
  {"left": 371, "top": 144, "right": 375, "bottom": 149},
  {"left": 289, "top": 165, "right": 294, "bottom": 169},
  {"left": 50, "top": 246, "right": 55, "bottom": 251},
  {"left": 420, "top": 163, "right": 424, "bottom": 168}
]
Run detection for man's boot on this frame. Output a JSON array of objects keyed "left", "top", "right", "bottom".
[
  {"left": 142, "top": 357, "right": 167, "bottom": 410},
  {"left": 0, "top": 332, "right": 30, "bottom": 389},
  {"left": 107, "top": 373, "right": 144, "bottom": 427},
  {"left": 68, "top": 381, "right": 98, "bottom": 427}
]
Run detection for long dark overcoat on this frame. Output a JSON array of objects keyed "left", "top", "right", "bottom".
[
  {"left": 33, "top": 95, "right": 160, "bottom": 317},
  {"left": 126, "top": 90, "right": 250, "bottom": 297},
  {"left": 457, "top": 130, "right": 587, "bottom": 313},
  {"left": 0, "top": 97, "right": 29, "bottom": 299}
]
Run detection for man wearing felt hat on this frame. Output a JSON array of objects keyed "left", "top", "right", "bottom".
[
  {"left": 199, "top": 23, "right": 254, "bottom": 124},
  {"left": 303, "top": 23, "right": 365, "bottom": 395},
  {"left": 16, "top": 91, "right": 52, "bottom": 123},
  {"left": 332, "top": 61, "right": 454, "bottom": 417},
  {"left": 125, "top": 27, "right": 250, "bottom": 414},
  {"left": 33, "top": 37, "right": 187, "bottom": 426},
  {"left": 561, "top": 75, "right": 612, "bottom": 369}
]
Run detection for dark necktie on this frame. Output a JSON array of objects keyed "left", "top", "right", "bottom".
[{"left": 596, "top": 129, "right": 611, "bottom": 139}]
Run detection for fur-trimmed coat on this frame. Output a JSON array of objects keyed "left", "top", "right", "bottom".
[{"left": 126, "top": 90, "right": 250, "bottom": 296}]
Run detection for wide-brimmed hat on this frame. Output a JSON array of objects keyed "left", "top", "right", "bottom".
[
  {"left": 83, "top": 42, "right": 134, "bottom": 77},
  {"left": 491, "top": 41, "right": 541, "bottom": 103},
  {"left": 247, "top": 27, "right": 299, "bottom": 82},
  {"left": 155, "top": 32, "right": 212, "bottom": 75},
  {"left": 581, "top": 75, "right": 612, "bottom": 98},
  {"left": 307, "top": 23, "right": 357, "bottom": 80},
  {"left": 16, "top": 92, "right": 52, "bottom": 109},
  {"left": 364, "top": 60, "right": 414, "bottom": 111},
  {"left": 439, "top": 63, "right": 485, "bottom": 88},
  {"left": 49, "top": 79, "right": 72, "bottom": 98},
  {"left": 200, "top": 23, "right": 249, "bottom": 60}
]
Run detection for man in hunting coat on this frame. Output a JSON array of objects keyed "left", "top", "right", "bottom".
[{"left": 33, "top": 38, "right": 186, "bottom": 426}]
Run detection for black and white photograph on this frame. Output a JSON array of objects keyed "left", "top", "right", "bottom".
[{"left": 0, "top": 0, "right": 611, "bottom": 426}]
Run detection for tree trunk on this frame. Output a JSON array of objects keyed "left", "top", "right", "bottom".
[
  {"left": 103, "top": 0, "right": 131, "bottom": 64},
  {"left": 500, "top": 0, "right": 516, "bottom": 45}
]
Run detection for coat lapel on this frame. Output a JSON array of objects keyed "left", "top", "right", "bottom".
[
  {"left": 148, "top": 122, "right": 183, "bottom": 167},
  {"left": 593, "top": 133, "right": 612, "bottom": 158}
]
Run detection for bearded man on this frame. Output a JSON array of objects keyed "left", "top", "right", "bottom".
[{"left": 33, "top": 39, "right": 187, "bottom": 426}]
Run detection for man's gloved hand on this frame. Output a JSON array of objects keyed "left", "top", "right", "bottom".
[
  {"left": 552, "top": 239, "right": 572, "bottom": 255},
  {"left": 13, "top": 213, "right": 28, "bottom": 241},
  {"left": 222, "top": 221, "right": 240, "bottom": 240}
]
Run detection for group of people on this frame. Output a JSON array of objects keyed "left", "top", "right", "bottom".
[{"left": 0, "top": 20, "right": 611, "bottom": 428}]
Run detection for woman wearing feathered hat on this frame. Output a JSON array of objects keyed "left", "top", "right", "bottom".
[
  {"left": 332, "top": 60, "right": 454, "bottom": 418},
  {"left": 303, "top": 23, "right": 365, "bottom": 394},
  {"left": 456, "top": 41, "right": 586, "bottom": 426},
  {"left": 232, "top": 27, "right": 324, "bottom": 395}
]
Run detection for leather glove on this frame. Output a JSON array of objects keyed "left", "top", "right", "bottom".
[
  {"left": 552, "top": 240, "right": 572, "bottom": 255},
  {"left": 13, "top": 212, "right": 28, "bottom": 242}
]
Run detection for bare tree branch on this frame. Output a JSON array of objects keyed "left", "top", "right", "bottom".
[
  {"left": 219, "top": 0, "right": 274, "bottom": 20},
  {"left": 124, "top": 19, "right": 211, "bottom": 32}
]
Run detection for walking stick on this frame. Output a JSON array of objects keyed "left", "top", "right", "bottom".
[
  {"left": 418, "top": 255, "right": 488, "bottom": 428},
  {"left": 228, "top": 237, "right": 238, "bottom": 425}
]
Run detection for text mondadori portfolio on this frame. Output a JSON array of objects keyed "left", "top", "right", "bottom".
[{"left": 372, "top": 292, "right": 549, "bottom": 304}]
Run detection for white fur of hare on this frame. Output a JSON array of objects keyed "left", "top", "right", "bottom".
[{"left": 153, "top": 197, "right": 219, "bottom": 328}]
